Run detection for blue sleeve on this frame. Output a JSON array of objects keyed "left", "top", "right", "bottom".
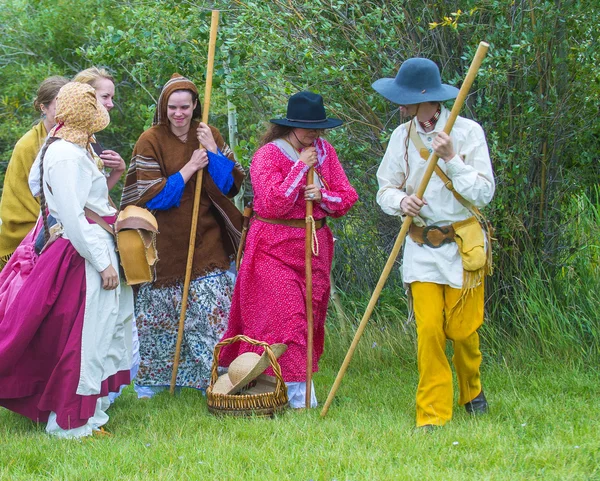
[
  {"left": 207, "top": 149, "right": 235, "bottom": 195},
  {"left": 146, "top": 172, "right": 185, "bottom": 210}
]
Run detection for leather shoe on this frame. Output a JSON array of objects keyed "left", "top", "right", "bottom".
[
  {"left": 417, "top": 424, "right": 440, "bottom": 432},
  {"left": 465, "top": 390, "right": 488, "bottom": 415}
]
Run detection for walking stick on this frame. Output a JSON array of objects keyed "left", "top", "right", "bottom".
[
  {"left": 170, "top": 10, "right": 220, "bottom": 394},
  {"left": 305, "top": 166, "right": 315, "bottom": 408},
  {"left": 235, "top": 204, "right": 253, "bottom": 270},
  {"left": 320, "top": 41, "right": 490, "bottom": 416}
]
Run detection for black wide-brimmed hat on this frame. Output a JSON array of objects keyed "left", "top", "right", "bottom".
[
  {"left": 372, "top": 58, "right": 459, "bottom": 105},
  {"left": 270, "top": 91, "right": 343, "bottom": 129}
]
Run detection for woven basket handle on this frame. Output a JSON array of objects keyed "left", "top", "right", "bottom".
[{"left": 210, "top": 335, "right": 286, "bottom": 397}]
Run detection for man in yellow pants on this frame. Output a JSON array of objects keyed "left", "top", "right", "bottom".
[{"left": 373, "top": 58, "right": 495, "bottom": 428}]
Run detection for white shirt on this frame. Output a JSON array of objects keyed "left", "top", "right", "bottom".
[
  {"left": 376, "top": 106, "right": 495, "bottom": 288},
  {"left": 29, "top": 137, "right": 105, "bottom": 197},
  {"left": 41, "top": 140, "right": 115, "bottom": 272}
]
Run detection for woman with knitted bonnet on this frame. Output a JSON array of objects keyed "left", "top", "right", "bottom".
[
  {"left": 0, "top": 82, "right": 135, "bottom": 438},
  {"left": 121, "top": 73, "right": 244, "bottom": 398},
  {"left": 7, "top": 68, "right": 127, "bottom": 302},
  {"left": 5, "top": 67, "right": 139, "bottom": 402}
]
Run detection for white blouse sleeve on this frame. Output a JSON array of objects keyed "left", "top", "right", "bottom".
[
  {"left": 376, "top": 126, "right": 408, "bottom": 216},
  {"left": 445, "top": 123, "right": 495, "bottom": 208},
  {"left": 29, "top": 151, "right": 42, "bottom": 197},
  {"left": 45, "top": 155, "right": 112, "bottom": 272}
]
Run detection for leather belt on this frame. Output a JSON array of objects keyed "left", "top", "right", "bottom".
[
  {"left": 409, "top": 223, "right": 455, "bottom": 248},
  {"left": 255, "top": 215, "right": 326, "bottom": 229}
]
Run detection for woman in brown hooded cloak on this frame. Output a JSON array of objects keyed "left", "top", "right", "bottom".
[{"left": 122, "top": 74, "right": 244, "bottom": 398}]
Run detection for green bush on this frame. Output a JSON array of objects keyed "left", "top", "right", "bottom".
[{"left": 1, "top": 0, "right": 598, "bottom": 341}]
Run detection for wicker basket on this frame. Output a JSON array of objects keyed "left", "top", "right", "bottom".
[{"left": 206, "top": 335, "right": 288, "bottom": 417}]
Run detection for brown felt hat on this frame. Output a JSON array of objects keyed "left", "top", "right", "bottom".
[{"left": 212, "top": 344, "right": 287, "bottom": 395}]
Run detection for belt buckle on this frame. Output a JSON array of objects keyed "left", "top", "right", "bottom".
[{"left": 421, "top": 225, "right": 452, "bottom": 248}]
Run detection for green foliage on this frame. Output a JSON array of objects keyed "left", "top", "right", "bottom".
[{"left": 0, "top": 0, "right": 598, "bottom": 335}]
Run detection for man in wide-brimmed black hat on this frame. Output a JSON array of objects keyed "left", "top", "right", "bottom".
[{"left": 373, "top": 58, "right": 495, "bottom": 429}]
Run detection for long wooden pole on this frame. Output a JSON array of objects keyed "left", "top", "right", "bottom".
[
  {"left": 320, "top": 42, "right": 490, "bottom": 416},
  {"left": 305, "top": 167, "right": 315, "bottom": 408},
  {"left": 170, "top": 10, "right": 220, "bottom": 394}
]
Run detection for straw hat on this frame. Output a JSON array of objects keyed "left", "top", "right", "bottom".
[{"left": 212, "top": 344, "right": 287, "bottom": 395}]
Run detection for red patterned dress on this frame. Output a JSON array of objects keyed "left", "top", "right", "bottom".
[{"left": 220, "top": 137, "right": 357, "bottom": 382}]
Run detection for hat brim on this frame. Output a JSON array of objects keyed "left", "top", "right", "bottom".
[
  {"left": 212, "top": 343, "right": 288, "bottom": 395},
  {"left": 372, "top": 78, "right": 459, "bottom": 105},
  {"left": 270, "top": 118, "right": 343, "bottom": 129},
  {"left": 212, "top": 372, "right": 235, "bottom": 394},
  {"left": 240, "top": 374, "right": 279, "bottom": 395}
]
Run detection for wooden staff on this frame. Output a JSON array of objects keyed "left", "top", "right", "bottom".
[
  {"left": 305, "top": 166, "right": 315, "bottom": 408},
  {"left": 320, "top": 41, "right": 490, "bottom": 416},
  {"left": 170, "top": 10, "right": 220, "bottom": 394},
  {"left": 235, "top": 204, "right": 253, "bottom": 270}
]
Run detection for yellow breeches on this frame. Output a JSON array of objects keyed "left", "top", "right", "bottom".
[{"left": 411, "top": 281, "right": 484, "bottom": 427}]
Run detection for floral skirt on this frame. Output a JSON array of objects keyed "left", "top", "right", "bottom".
[{"left": 135, "top": 269, "right": 234, "bottom": 391}]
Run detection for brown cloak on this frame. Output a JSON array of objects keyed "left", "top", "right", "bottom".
[{"left": 122, "top": 121, "right": 244, "bottom": 286}]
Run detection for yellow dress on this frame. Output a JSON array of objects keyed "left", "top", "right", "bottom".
[{"left": 0, "top": 121, "right": 46, "bottom": 268}]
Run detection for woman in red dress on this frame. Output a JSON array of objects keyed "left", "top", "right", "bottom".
[{"left": 220, "top": 91, "right": 358, "bottom": 408}]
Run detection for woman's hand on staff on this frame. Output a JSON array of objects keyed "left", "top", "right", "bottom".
[
  {"left": 299, "top": 146, "right": 317, "bottom": 167},
  {"left": 400, "top": 194, "right": 427, "bottom": 217},
  {"left": 197, "top": 123, "right": 218, "bottom": 153},
  {"left": 304, "top": 184, "right": 322, "bottom": 202},
  {"left": 100, "top": 265, "right": 119, "bottom": 290},
  {"left": 179, "top": 149, "right": 209, "bottom": 183}
]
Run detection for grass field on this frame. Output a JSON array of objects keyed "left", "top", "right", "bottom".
[{"left": 1, "top": 320, "right": 599, "bottom": 481}]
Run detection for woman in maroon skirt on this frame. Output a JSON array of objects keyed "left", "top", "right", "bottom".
[{"left": 0, "top": 82, "right": 134, "bottom": 438}]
